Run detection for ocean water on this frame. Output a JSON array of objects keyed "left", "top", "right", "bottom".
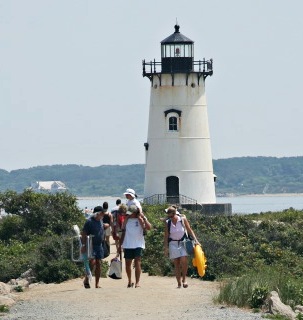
[
  {"left": 77, "top": 194, "right": 303, "bottom": 215},
  {"left": 217, "top": 194, "right": 303, "bottom": 214}
]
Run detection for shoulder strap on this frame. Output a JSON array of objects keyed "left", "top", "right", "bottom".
[
  {"left": 180, "top": 217, "right": 189, "bottom": 238},
  {"left": 167, "top": 219, "right": 171, "bottom": 233}
]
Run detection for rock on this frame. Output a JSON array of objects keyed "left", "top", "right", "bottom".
[
  {"left": 295, "top": 305, "right": 303, "bottom": 313},
  {"left": 20, "top": 268, "right": 34, "bottom": 279},
  {"left": 7, "top": 279, "right": 17, "bottom": 285},
  {"left": 0, "top": 282, "right": 11, "bottom": 295},
  {"left": 268, "top": 291, "right": 296, "bottom": 320},
  {"left": 0, "top": 295, "right": 15, "bottom": 307},
  {"left": 15, "top": 279, "right": 29, "bottom": 288},
  {"left": 18, "top": 268, "right": 36, "bottom": 284}
]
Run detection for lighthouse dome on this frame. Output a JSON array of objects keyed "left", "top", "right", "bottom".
[{"left": 161, "top": 24, "right": 194, "bottom": 44}]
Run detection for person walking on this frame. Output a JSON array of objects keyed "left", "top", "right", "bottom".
[
  {"left": 111, "top": 199, "right": 122, "bottom": 252},
  {"left": 102, "top": 201, "right": 113, "bottom": 249},
  {"left": 81, "top": 205, "right": 109, "bottom": 289},
  {"left": 164, "top": 206, "right": 200, "bottom": 288},
  {"left": 118, "top": 204, "right": 151, "bottom": 288},
  {"left": 112, "top": 203, "right": 127, "bottom": 253}
]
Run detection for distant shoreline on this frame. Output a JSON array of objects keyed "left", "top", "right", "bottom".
[
  {"left": 77, "top": 193, "right": 303, "bottom": 200},
  {"left": 77, "top": 196, "right": 119, "bottom": 200}
]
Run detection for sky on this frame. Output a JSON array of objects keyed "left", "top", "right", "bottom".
[{"left": 1, "top": 1, "right": 303, "bottom": 171}]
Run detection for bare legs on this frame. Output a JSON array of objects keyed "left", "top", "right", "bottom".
[
  {"left": 125, "top": 259, "right": 133, "bottom": 287},
  {"left": 173, "top": 256, "right": 188, "bottom": 288},
  {"left": 84, "top": 259, "right": 101, "bottom": 288},
  {"left": 125, "top": 257, "right": 141, "bottom": 288}
]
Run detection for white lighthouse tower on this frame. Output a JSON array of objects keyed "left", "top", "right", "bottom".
[{"left": 143, "top": 24, "right": 216, "bottom": 206}]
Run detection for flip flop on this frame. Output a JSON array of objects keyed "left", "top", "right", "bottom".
[
  {"left": 183, "top": 283, "right": 188, "bottom": 288},
  {"left": 127, "top": 283, "right": 134, "bottom": 288},
  {"left": 83, "top": 280, "right": 90, "bottom": 289}
]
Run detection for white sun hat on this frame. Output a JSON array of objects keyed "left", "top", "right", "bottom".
[{"left": 123, "top": 188, "right": 136, "bottom": 198}]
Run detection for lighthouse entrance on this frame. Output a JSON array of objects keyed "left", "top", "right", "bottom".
[{"left": 166, "top": 176, "right": 179, "bottom": 204}]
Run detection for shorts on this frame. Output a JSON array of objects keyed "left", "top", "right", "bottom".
[
  {"left": 105, "top": 227, "right": 112, "bottom": 237},
  {"left": 169, "top": 241, "right": 188, "bottom": 260},
  {"left": 124, "top": 248, "right": 143, "bottom": 260},
  {"left": 92, "top": 244, "right": 104, "bottom": 260}
]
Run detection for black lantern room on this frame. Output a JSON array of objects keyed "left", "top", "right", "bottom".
[
  {"left": 161, "top": 24, "right": 194, "bottom": 73},
  {"left": 142, "top": 24, "right": 213, "bottom": 85}
]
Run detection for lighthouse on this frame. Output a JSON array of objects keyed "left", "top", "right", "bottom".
[{"left": 142, "top": 24, "right": 217, "bottom": 206}]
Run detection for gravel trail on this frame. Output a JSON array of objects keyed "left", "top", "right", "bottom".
[{"left": 2, "top": 248, "right": 264, "bottom": 320}]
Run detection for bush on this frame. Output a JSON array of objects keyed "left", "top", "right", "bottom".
[
  {"left": 0, "top": 190, "right": 85, "bottom": 238},
  {"left": 0, "top": 190, "right": 85, "bottom": 283},
  {"left": 34, "top": 235, "right": 83, "bottom": 283},
  {"left": 0, "top": 240, "right": 38, "bottom": 283}
]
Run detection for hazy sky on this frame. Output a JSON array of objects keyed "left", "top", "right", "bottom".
[{"left": 1, "top": 1, "right": 303, "bottom": 171}]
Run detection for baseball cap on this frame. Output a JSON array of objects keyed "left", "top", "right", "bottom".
[{"left": 93, "top": 206, "right": 104, "bottom": 214}]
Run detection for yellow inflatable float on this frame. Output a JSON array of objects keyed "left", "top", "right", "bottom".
[{"left": 192, "top": 244, "right": 207, "bottom": 277}]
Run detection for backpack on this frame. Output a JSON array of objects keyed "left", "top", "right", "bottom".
[{"left": 112, "top": 211, "right": 126, "bottom": 240}]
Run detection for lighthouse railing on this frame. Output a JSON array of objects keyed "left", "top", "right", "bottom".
[
  {"left": 142, "top": 59, "right": 213, "bottom": 76},
  {"left": 143, "top": 194, "right": 198, "bottom": 206}
]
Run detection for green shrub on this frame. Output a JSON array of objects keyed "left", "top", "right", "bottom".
[
  {"left": 0, "top": 215, "right": 24, "bottom": 241},
  {"left": 0, "top": 240, "right": 38, "bottom": 282},
  {"left": 0, "top": 190, "right": 85, "bottom": 239},
  {"left": 250, "top": 286, "right": 268, "bottom": 308},
  {"left": 0, "top": 305, "right": 9, "bottom": 313},
  {"left": 14, "top": 285, "right": 24, "bottom": 292},
  {"left": 34, "top": 235, "right": 82, "bottom": 283}
]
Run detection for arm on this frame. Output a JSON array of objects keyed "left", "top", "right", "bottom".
[
  {"left": 140, "top": 212, "right": 152, "bottom": 230},
  {"left": 80, "top": 230, "right": 88, "bottom": 254},
  {"left": 183, "top": 217, "right": 200, "bottom": 245},
  {"left": 164, "top": 221, "right": 169, "bottom": 257},
  {"left": 117, "top": 217, "right": 128, "bottom": 256},
  {"left": 109, "top": 212, "right": 114, "bottom": 229},
  {"left": 139, "top": 215, "right": 152, "bottom": 231}
]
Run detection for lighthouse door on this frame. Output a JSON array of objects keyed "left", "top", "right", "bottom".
[{"left": 166, "top": 176, "right": 180, "bottom": 204}]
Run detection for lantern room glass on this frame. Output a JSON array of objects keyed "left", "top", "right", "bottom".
[{"left": 161, "top": 43, "right": 193, "bottom": 58}]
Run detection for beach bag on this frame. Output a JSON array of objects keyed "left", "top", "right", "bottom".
[
  {"left": 182, "top": 235, "right": 195, "bottom": 256},
  {"left": 108, "top": 258, "right": 122, "bottom": 279},
  {"left": 103, "top": 240, "right": 110, "bottom": 258}
]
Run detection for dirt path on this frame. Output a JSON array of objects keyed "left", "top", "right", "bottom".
[{"left": 3, "top": 243, "right": 263, "bottom": 320}]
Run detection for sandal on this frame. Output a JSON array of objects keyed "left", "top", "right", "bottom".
[
  {"left": 183, "top": 282, "right": 188, "bottom": 288},
  {"left": 83, "top": 280, "right": 90, "bottom": 289},
  {"left": 127, "top": 283, "right": 134, "bottom": 288}
]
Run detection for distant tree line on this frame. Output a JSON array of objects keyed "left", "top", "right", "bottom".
[{"left": 0, "top": 157, "right": 303, "bottom": 196}]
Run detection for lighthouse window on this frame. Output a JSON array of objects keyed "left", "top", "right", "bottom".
[{"left": 169, "top": 116, "right": 178, "bottom": 131}]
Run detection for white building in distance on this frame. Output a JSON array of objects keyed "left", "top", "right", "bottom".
[{"left": 31, "top": 181, "right": 67, "bottom": 193}]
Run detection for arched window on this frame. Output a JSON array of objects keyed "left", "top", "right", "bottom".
[
  {"left": 164, "top": 108, "right": 181, "bottom": 132},
  {"left": 169, "top": 116, "right": 178, "bottom": 131}
]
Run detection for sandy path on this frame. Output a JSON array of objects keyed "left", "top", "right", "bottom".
[{"left": 3, "top": 243, "right": 263, "bottom": 320}]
